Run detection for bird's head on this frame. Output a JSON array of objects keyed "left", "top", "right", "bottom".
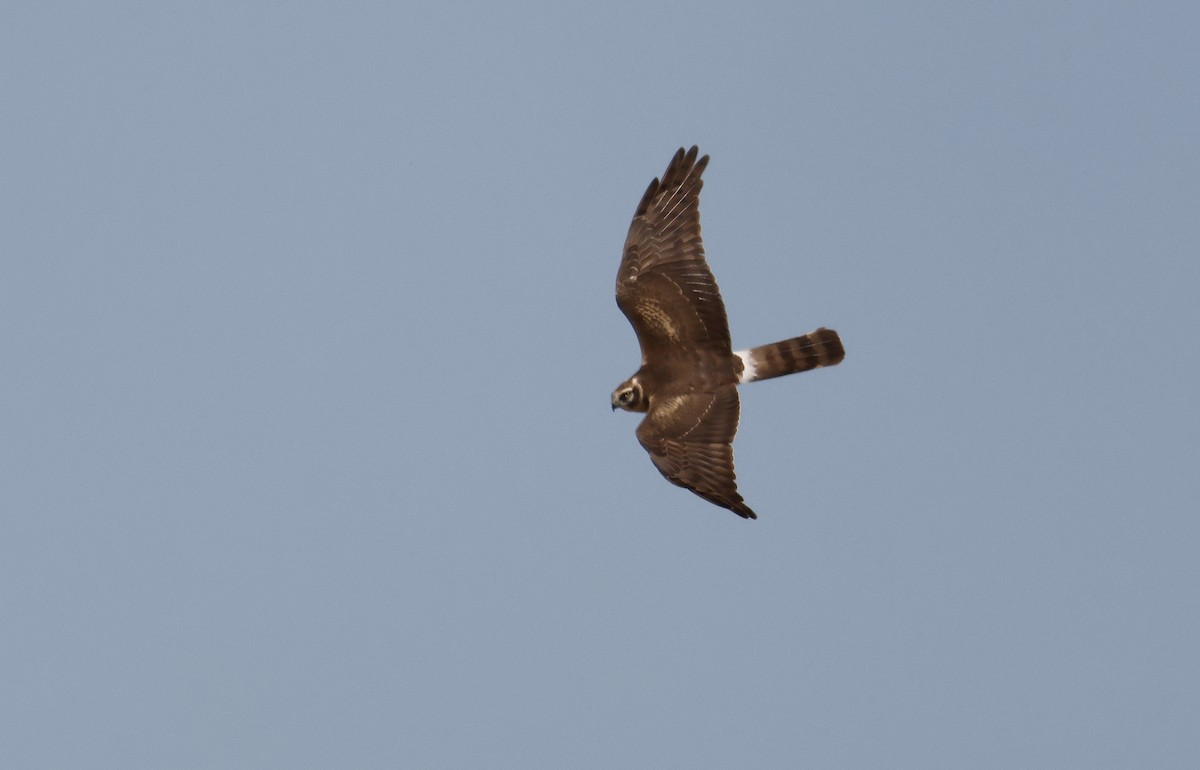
[{"left": 611, "top": 377, "right": 647, "bottom": 413}]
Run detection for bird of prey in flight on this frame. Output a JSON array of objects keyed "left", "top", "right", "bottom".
[{"left": 611, "top": 146, "right": 844, "bottom": 519}]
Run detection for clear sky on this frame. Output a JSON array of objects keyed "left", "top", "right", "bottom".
[{"left": 3, "top": 2, "right": 1198, "bottom": 768}]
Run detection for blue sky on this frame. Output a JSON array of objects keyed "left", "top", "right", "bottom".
[{"left": 3, "top": 3, "right": 1198, "bottom": 768}]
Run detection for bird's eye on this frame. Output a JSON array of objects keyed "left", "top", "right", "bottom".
[{"left": 620, "top": 390, "right": 633, "bottom": 403}]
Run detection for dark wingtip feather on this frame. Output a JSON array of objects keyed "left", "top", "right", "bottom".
[
  {"left": 634, "top": 176, "right": 661, "bottom": 218},
  {"left": 735, "top": 505, "right": 758, "bottom": 520},
  {"left": 634, "top": 146, "right": 709, "bottom": 218}
]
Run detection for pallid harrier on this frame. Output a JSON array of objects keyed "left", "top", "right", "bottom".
[{"left": 611, "top": 146, "right": 844, "bottom": 519}]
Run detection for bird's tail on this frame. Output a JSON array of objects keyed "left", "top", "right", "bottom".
[{"left": 734, "top": 328, "right": 844, "bottom": 384}]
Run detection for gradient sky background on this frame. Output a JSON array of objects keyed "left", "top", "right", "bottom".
[{"left": 3, "top": 3, "right": 1198, "bottom": 768}]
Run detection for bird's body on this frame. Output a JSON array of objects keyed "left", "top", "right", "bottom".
[{"left": 612, "top": 146, "right": 844, "bottom": 519}]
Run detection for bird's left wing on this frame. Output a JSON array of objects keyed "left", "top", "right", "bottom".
[{"left": 616, "top": 146, "right": 733, "bottom": 362}]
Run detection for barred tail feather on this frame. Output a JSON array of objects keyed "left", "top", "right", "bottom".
[{"left": 735, "top": 328, "right": 844, "bottom": 384}]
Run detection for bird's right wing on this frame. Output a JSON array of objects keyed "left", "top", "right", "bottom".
[{"left": 635, "top": 386, "right": 755, "bottom": 519}]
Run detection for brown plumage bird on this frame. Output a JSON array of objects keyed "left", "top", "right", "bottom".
[{"left": 611, "top": 146, "right": 844, "bottom": 519}]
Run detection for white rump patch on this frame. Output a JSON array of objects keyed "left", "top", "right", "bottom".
[{"left": 734, "top": 349, "right": 757, "bottom": 383}]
